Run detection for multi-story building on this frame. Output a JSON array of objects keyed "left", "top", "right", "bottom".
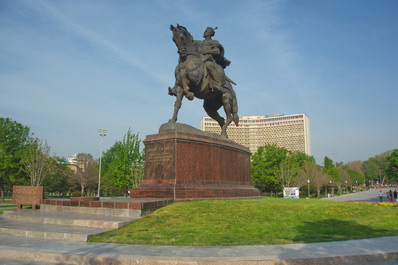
[{"left": 200, "top": 113, "right": 311, "bottom": 155}]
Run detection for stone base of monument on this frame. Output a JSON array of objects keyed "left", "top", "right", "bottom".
[{"left": 130, "top": 122, "right": 260, "bottom": 199}]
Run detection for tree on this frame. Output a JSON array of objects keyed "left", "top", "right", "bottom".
[
  {"left": 43, "top": 157, "right": 74, "bottom": 195},
  {"left": 288, "top": 151, "right": 315, "bottom": 187},
  {"left": 363, "top": 158, "right": 381, "bottom": 183},
  {"left": 362, "top": 152, "right": 390, "bottom": 184},
  {"left": 324, "top": 156, "right": 341, "bottom": 192},
  {"left": 102, "top": 128, "right": 144, "bottom": 195},
  {"left": 337, "top": 167, "right": 351, "bottom": 191},
  {"left": 386, "top": 149, "right": 398, "bottom": 182},
  {"left": 324, "top": 156, "right": 334, "bottom": 169},
  {"left": 278, "top": 158, "right": 296, "bottom": 188},
  {"left": 344, "top": 160, "right": 363, "bottom": 174},
  {"left": 278, "top": 151, "right": 314, "bottom": 188},
  {"left": 0, "top": 117, "right": 31, "bottom": 201},
  {"left": 289, "top": 151, "right": 315, "bottom": 167},
  {"left": 298, "top": 161, "right": 329, "bottom": 198},
  {"left": 324, "top": 156, "right": 341, "bottom": 180},
  {"left": 70, "top": 153, "right": 98, "bottom": 196},
  {"left": 22, "top": 139, "right": 55, "bottom": 186},
  {"left": 251, "top": 144, "right": 288, "bottom": 195},
  {"left": 347, "top": 169, "right": 365, "bottom": 187}
]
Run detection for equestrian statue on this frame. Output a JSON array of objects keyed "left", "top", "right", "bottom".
[{"left": 168, "top": 24, "right": 239, "bottom": 138}]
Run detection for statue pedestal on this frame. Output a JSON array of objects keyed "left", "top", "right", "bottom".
[{"left": 130, "top": 123, "right": 260, "bottom": 199}]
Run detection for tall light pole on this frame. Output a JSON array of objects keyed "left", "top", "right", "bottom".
[
  {"left": 307, "top": 179, "right": 310, "bottom": 199},
  {"left": 98, "top": 129, "right": 107, "bottom": 197}
]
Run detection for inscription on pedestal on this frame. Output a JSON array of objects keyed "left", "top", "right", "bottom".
[
  {"left": 145, "top": 141, "right": 175, "bottom": 181},
  {"left": 146, "top": 145, "right": 174, "bottom": 164}
]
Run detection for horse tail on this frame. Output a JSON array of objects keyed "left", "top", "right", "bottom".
[{"left": 231, "top": 85, "right": 239, "bottom": 126}]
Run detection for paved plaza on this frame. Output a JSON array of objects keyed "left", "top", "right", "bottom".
[
  {"left": 0, "top": 233, "right": 397, "bottom": 264},
  {"left": 325, "top": 188, "right": 398, "bottom": 203}
]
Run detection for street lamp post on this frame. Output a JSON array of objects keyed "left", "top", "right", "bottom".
[
  {"left": 307, "top": 180, "right": 310, "bottom": 199},
  {"left": 98, "top": 129, "right": 107, "bottom": 197}
]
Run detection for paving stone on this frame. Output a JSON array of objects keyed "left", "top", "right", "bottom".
[{"left": 0, "top": 234, "right": 397, "bottom": 264}]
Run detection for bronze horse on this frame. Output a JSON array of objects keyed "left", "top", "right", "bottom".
[{"left": 168, "top": 24, "right": 238, "bottom": 138}]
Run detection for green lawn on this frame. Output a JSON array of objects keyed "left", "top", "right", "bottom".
[
  {"left": 0, "top": 199, "right": 33, "bottom": 213},
  {"left": 0, "top": 200, "right": 17, "bottom": 214},
  {"left": 89, "top": 198, "right": 398, "bottom": 246}
]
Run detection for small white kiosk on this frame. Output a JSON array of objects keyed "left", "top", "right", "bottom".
[{"left": 283, "top": 187, "right": 299, "bottom": 199}]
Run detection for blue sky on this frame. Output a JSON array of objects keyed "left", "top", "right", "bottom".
[{"left": 1, "top": 0, "right": 397, "bottom": 164}]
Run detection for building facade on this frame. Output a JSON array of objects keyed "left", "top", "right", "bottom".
[{"left": 200, "top": 114, "right": 311, "bottom": 155}]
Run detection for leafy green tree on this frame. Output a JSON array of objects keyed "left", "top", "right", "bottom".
[
  {"left": 289, "top": 151, "right": 315, "bottom": 167},
  {"left": 43, "top": 157, "right": 74, "bottom": 195},
  {"left": 347, "top": 169, "right": 365, "bottom": 187},
  {"left": 102, "top": 128, "right": 144, "bottom": 196},
  {"left": 362, "top": 158, "right": 380, "bottom": 181},
  {"left": 0, "top": 117, "right": 32, "bottom": 201},
  {"left": 251, "top": 144, "right": 288, "bottom": 195},
  {"left": 362, "top": 152, "right": 391, "bottom": 185},
  {"left": 324, "top": 156, "right": 334, "bottom": 169},
  {"left": 324, "top": 156, "right": 341, "bottom": 191},
  {"left": 386, "top": 149, "right": 398, "bottom": 182}
]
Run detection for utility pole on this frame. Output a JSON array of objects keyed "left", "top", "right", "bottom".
[{"left": 98, "top": 129, "right": 107, "bottom": 197}]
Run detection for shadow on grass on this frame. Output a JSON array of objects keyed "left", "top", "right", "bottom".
[{"left": 293, "top": 218, "right": 389, "bottom": 243}]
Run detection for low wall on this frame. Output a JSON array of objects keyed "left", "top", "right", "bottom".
[{"left": 12, "top": 186, "right": 43, "bottom": 209}]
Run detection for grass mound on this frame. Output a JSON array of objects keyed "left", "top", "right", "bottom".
[{"left": 89, "top": 198, "right": 398, "bottom": 246}]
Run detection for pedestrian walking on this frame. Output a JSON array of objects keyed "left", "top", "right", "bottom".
[
  {"left": 389, "top": 190, "right": 393, "bottom": 202},
  {"left": 394, "top": 190, "right": 397, "bottom": 202},
  {"left": 379, "top": 190, "right": 383, "bottom": 201}
]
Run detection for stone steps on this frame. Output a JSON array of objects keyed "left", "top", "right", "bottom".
[
  {"left": 40, "top": 204, "right": 143, "bottom": 218},
  {"left": 2, "top": 210, "right": 137, "bottom": 229},
  {"left": 0, "top": 204, "right": 141, "bottom": 242},
  {"left": 0, "top": 198, "right": 172, "bottom": 243},
  {"left": 0, "top": 215, "right": 113, "bottom": 241}
]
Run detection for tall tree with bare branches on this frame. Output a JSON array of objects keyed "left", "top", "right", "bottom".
[
  {"left": 22, "top": 139, "right": 55, "bottom": 186},
  {"left": 298, "top": 161, "right": 329, "bottom": 198},
  {"left": 70, "top": 153, "right": 98, "bottom": 196}
]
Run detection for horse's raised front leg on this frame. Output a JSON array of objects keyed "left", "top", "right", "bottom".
[
  {"left": 178, "top": 69, "right": 194, "bottom": 101},
  {"left": 170, "top": 85, "right": 184, "bottom": 123}
]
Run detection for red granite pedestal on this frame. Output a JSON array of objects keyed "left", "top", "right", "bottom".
[{"left": 130, "top": 123, "right": 260, "bottom": 199}]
